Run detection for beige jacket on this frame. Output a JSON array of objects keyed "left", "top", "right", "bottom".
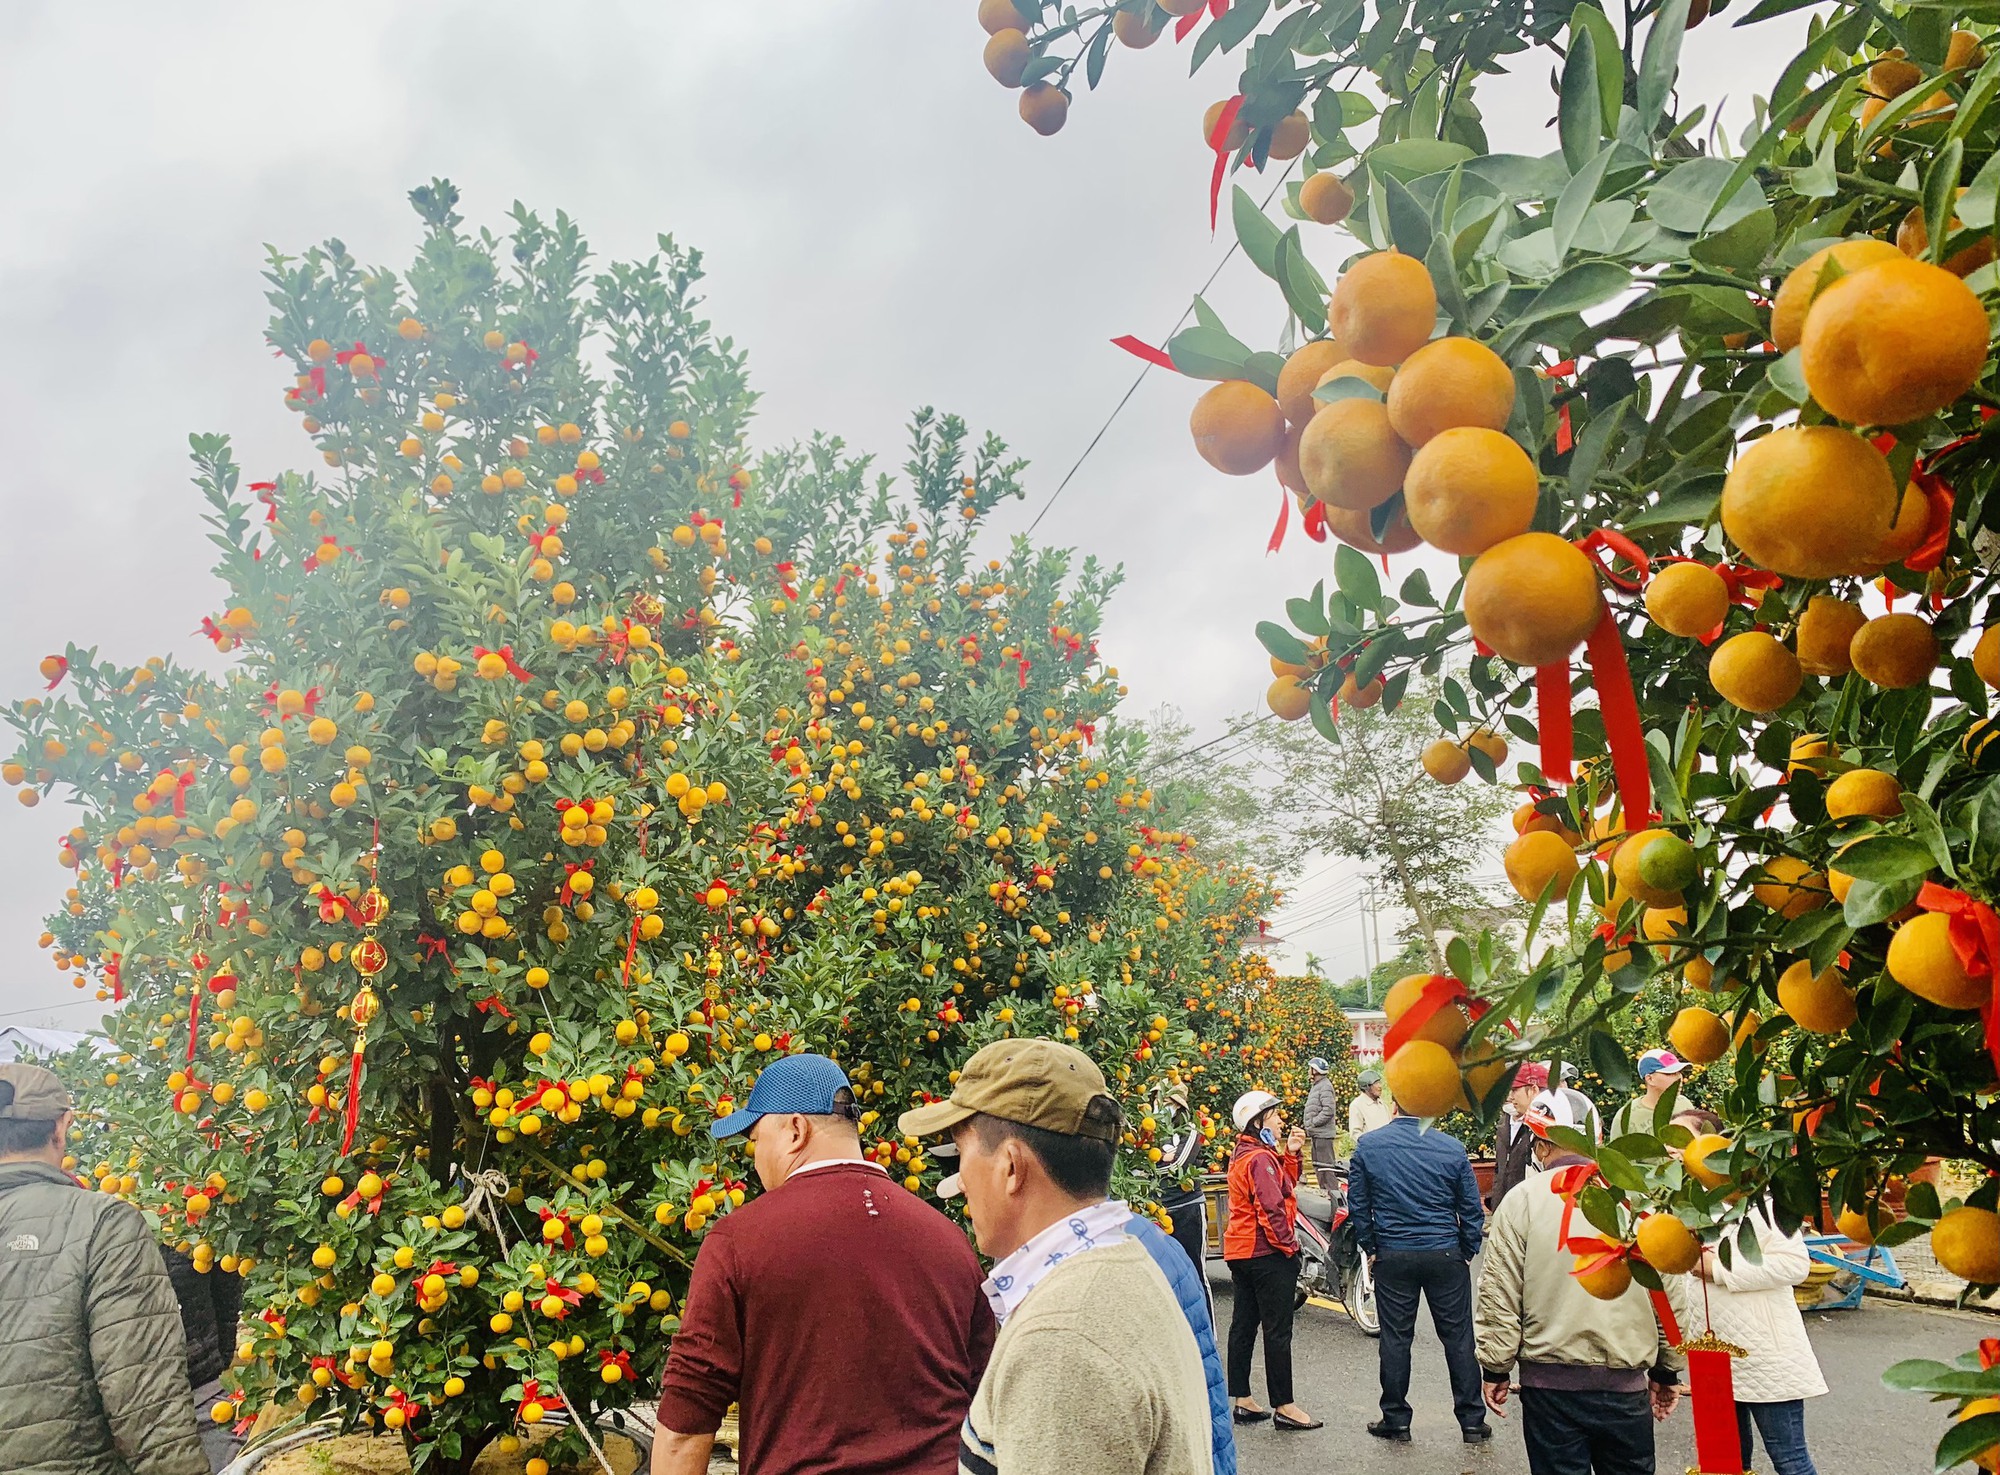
[
  {"left": 960, "top": 1237, "right": 1211, "bottom": 1475},
  {"left": 1474, "top": 1157, "right": 1689, "bottom": 1390}
]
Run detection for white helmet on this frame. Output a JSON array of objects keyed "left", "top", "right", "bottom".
[{"left": 1232, "top": 1089, "right": 1281, "bottom": 1133}]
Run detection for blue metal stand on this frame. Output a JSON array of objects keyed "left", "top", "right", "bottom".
[{"left": 1803, "top": 1235, "right": 1906, "bottom": 1309}]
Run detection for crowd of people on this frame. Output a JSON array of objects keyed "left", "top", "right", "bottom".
[
  {"left": 0, "top": 1039, "right": 1831, "bottom": 1475},
  {"left": 1222, "top": 1048, "right": 1827, "bottom": 1475}
]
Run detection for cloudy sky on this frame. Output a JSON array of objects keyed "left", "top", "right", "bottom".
[{"left": 0, "top": 2, "right": 1807, "bottom": 1028}]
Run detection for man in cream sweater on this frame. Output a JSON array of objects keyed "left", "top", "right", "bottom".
[{"left": 903, "top": 1039, "right": 1213, "bottom": 1475}]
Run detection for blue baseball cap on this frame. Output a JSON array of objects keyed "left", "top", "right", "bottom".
[{"left": 710, "top": 1053, "right": 851, "bottom": 1139}]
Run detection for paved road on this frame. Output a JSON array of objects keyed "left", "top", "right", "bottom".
[{"left": 1211, "top": 1268, "right": 1988, "bottom": 1474}]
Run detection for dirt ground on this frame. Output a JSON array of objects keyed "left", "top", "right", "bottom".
[{"left": 256, "top": 1429, "right": 641, "bottom": 1475}]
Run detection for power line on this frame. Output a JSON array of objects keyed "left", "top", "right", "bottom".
[
  {"left": 1145, "top": 715, "right": 1275, "bottom": 775},
  {"left": 1024, "top": 163, "right": 1302, "bottom": 536}
]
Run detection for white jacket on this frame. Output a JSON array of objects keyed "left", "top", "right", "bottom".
[{"left": 1694, "top": 1213, "right": 1827, "bottom": 1404}]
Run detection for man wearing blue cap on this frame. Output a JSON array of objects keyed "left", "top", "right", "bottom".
[{"left": 653, "top": 1053, "right": 994, "bottom": 1475}]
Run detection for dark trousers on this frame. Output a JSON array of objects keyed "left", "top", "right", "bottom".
[
  {"left": 1373, "top": 1250, "right": 1485, "bottom": 1431},
  {"left": 1739, "top": 1399, "right": 1818, "bottom": 1475},
  {"left": 1226, "top": 1254, "right": 1300, "bottom": 1406},
  {"left": 1520, "top": 1386, "right": 1654, "bottom": 1475},
  {"left": 1165, "top": 1198, "right": 1214, "bottom": 1319}
]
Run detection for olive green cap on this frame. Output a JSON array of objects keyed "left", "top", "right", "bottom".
[
  {"left": 899, "top": 1038, "right": 1123, "bottom": 1142},
  {"left": 0, "top": 1063, "right": 72, "bottom": 1121}
]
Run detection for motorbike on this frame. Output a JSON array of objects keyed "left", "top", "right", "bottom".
[{"left": 1294, "top": 1168, "right": 1377, "bottom": 1336}]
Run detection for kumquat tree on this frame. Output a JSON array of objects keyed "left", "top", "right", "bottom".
[
  {"left": 982, "top": 0, "right": 2000, "bottom": 1463},
  {"left": 1195, "top": 957, "right": 1357, "bottom": 1160},
  {"left": 2, "top": 181, "right": 1275, "bottom": 1473}
]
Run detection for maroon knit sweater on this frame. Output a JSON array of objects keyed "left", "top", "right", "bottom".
[{"left": 656, "top": 1161, "right": 996, "bottom": 1475}]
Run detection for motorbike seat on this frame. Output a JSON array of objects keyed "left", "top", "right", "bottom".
[{"left": 1294, "top": 1187, "right": 1335, "bottom": 1231}]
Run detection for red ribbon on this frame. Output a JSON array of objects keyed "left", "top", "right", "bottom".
[
  {"left": 1521, "top": 531, "right": 1654, "bottom": 829},
  {"left": 600, "top": 1348, "right": 636, "bottom": 1380},
  {"left": 1017, "top": 656, "right": 1031, "bottom": 690},
  {"left": 1686, "top": 1346, "right": 1744, "bottom": 1473},
  {"left": 538, "top": 1209, "right": 576, "bottom": 1250},
  {"left": 473, "top": 645, "right": 535, "bottom": 682},
  {"left": 560, "top": 860, "right": 594, "bottom": 907},
  {"left": 1301, "top": 499, "right": 1327, "bottom": 544},
  {"left": 775, "top": 562, "right": 798, "bottom": 599},
  {"left": 105, "top": 957, "right": 122, "bottom": 1003},
  {"left": 185, "top": 989, "right": 201, "bottom": 1064},
  {"left": 1587, "top": 606, "right": 1654, "bottom": 830},
  {"left": 472, "top": 994, "right": 511, "bottom": 1018},
  {"left": 1111, "top": 335, "right": 1177, "bottom": 370},
  {"left": 42, "top": 656, "right": 67, "bottom": 690},
  {"left": 1915, "top": 881, "right": 2000, "bottom": 1077},
  {"left": 540, "top": 1276, "right": 583, "bottom": 1316},
  {"left": 340, "top": 1045, "right": 365, "bottom": 1157},
  {"left": 159, "top": 769, "right": 195, "bottom": 818},
  {"left": 1380, "top": 976, "right": 1485, "bottom": 1058},
  {"left": 1174, "top": 0, "right": 1226, "bottom": 41},
  {"left": 1905, "top": 471, "right": 1953, "bottom": 574},
  {"left": 1268, "top": 486, "right": 1290, "bottom": 553},
  {"left": 1536, "top": 663, "right": 1574, "bottom": 784},
  {"left": 622, "top": 915, "right": 642, "bottom": 988},
  {"left": 1207, "top": 94, "right": 1245, "bottom": 231}
]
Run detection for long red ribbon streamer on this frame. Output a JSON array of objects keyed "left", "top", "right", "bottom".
[
  {"left": 1686, "top": 1347, "right": 1744, "bottom": 1473},
  {"left": 1536, "top": 662, "right": 1573, "bottom": 784},
  {"left": 1111, "top": 335, "right": 1177, "bottom": 370},
  {"left": 1586, "top": 607, "right": 1654, "bottom": 829},
  {"left": 1207, "top": 94, "right": 1244, "bottom": 231},
  {"left": 340, "top": 1047, "right": 365, "bottom": 1156},
  {"left": 1268, "top": 487, "right": 1290, "bottom": 553}
]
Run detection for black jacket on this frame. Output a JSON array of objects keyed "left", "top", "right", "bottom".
[
  {"left": 1487, "top": 1112, "right": 1535, "bottom": 1211},
  {"left": 164, "top": 1248, "right": 242, "bottom": 1388}
]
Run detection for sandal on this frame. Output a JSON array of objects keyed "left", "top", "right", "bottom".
[
  {"left": 1274, "top": 1413, "right": 1324, "bottom": 1431},
  {"left": 1232, "top": 1406, "right": 1272, "bottom": 1425}
]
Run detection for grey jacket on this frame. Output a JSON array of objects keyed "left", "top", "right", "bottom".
[
  {"left": 0, "top": 1161, "right": 209, "bottom": 1475},
  {"left": 1302, "top": 1078, "right": 1339, "bottom": 1142}
]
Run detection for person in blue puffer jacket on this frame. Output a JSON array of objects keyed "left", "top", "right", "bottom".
[{"left": 1129, "top": 1210, "right": 1236, "bottom": 1475}]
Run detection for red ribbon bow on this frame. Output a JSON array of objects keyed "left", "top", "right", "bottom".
[
  {"left": 537, "top": 1210, "right": 576, "bottom": 1250},
  {"left": 1915, "top": 882, "right": 2000, "bottom": 1076},
  {"left": 1380, "top": 976, "right": 1486, "bottom": 1061},
  {"left": 560, "top": 860, "right": 594, "bottom": 907},
  {"left": 473, "top": 645, "right": 535, "bottom": 682},
  {"left": 775, "top": 561, "right": 798, "bottom": 599},
  {"left": 155, "top": 768, "right": 196, "bottom": 818}
]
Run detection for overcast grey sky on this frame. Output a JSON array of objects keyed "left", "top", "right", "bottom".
[{"left": 0, "top": 2, "right": 1807, "bottom": 1027}]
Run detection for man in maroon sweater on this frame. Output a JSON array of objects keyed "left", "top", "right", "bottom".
[{"left": 654, "top": 1054, "right": 995, "bottom": 1475}]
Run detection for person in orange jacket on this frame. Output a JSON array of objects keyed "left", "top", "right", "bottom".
[{"left": 1223, "top": 1090, "right": 1321, "bottom": 1432}]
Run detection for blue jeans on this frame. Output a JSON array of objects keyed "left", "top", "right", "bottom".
[{"left": 1738, "top": 1399, "right": 1818, "bottom": 1475}]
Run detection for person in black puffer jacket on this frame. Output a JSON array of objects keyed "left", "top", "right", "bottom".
[{"left": 164, "top": 1249, "right": 244, "bottom": 1471}]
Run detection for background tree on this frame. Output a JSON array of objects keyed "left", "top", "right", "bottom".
[
  {"left": 6, "top": 183, "right": 1275, "bottom": 1473},
  {"left": 1224, "top": 675, "right": 1516, "bottom": 968}
]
